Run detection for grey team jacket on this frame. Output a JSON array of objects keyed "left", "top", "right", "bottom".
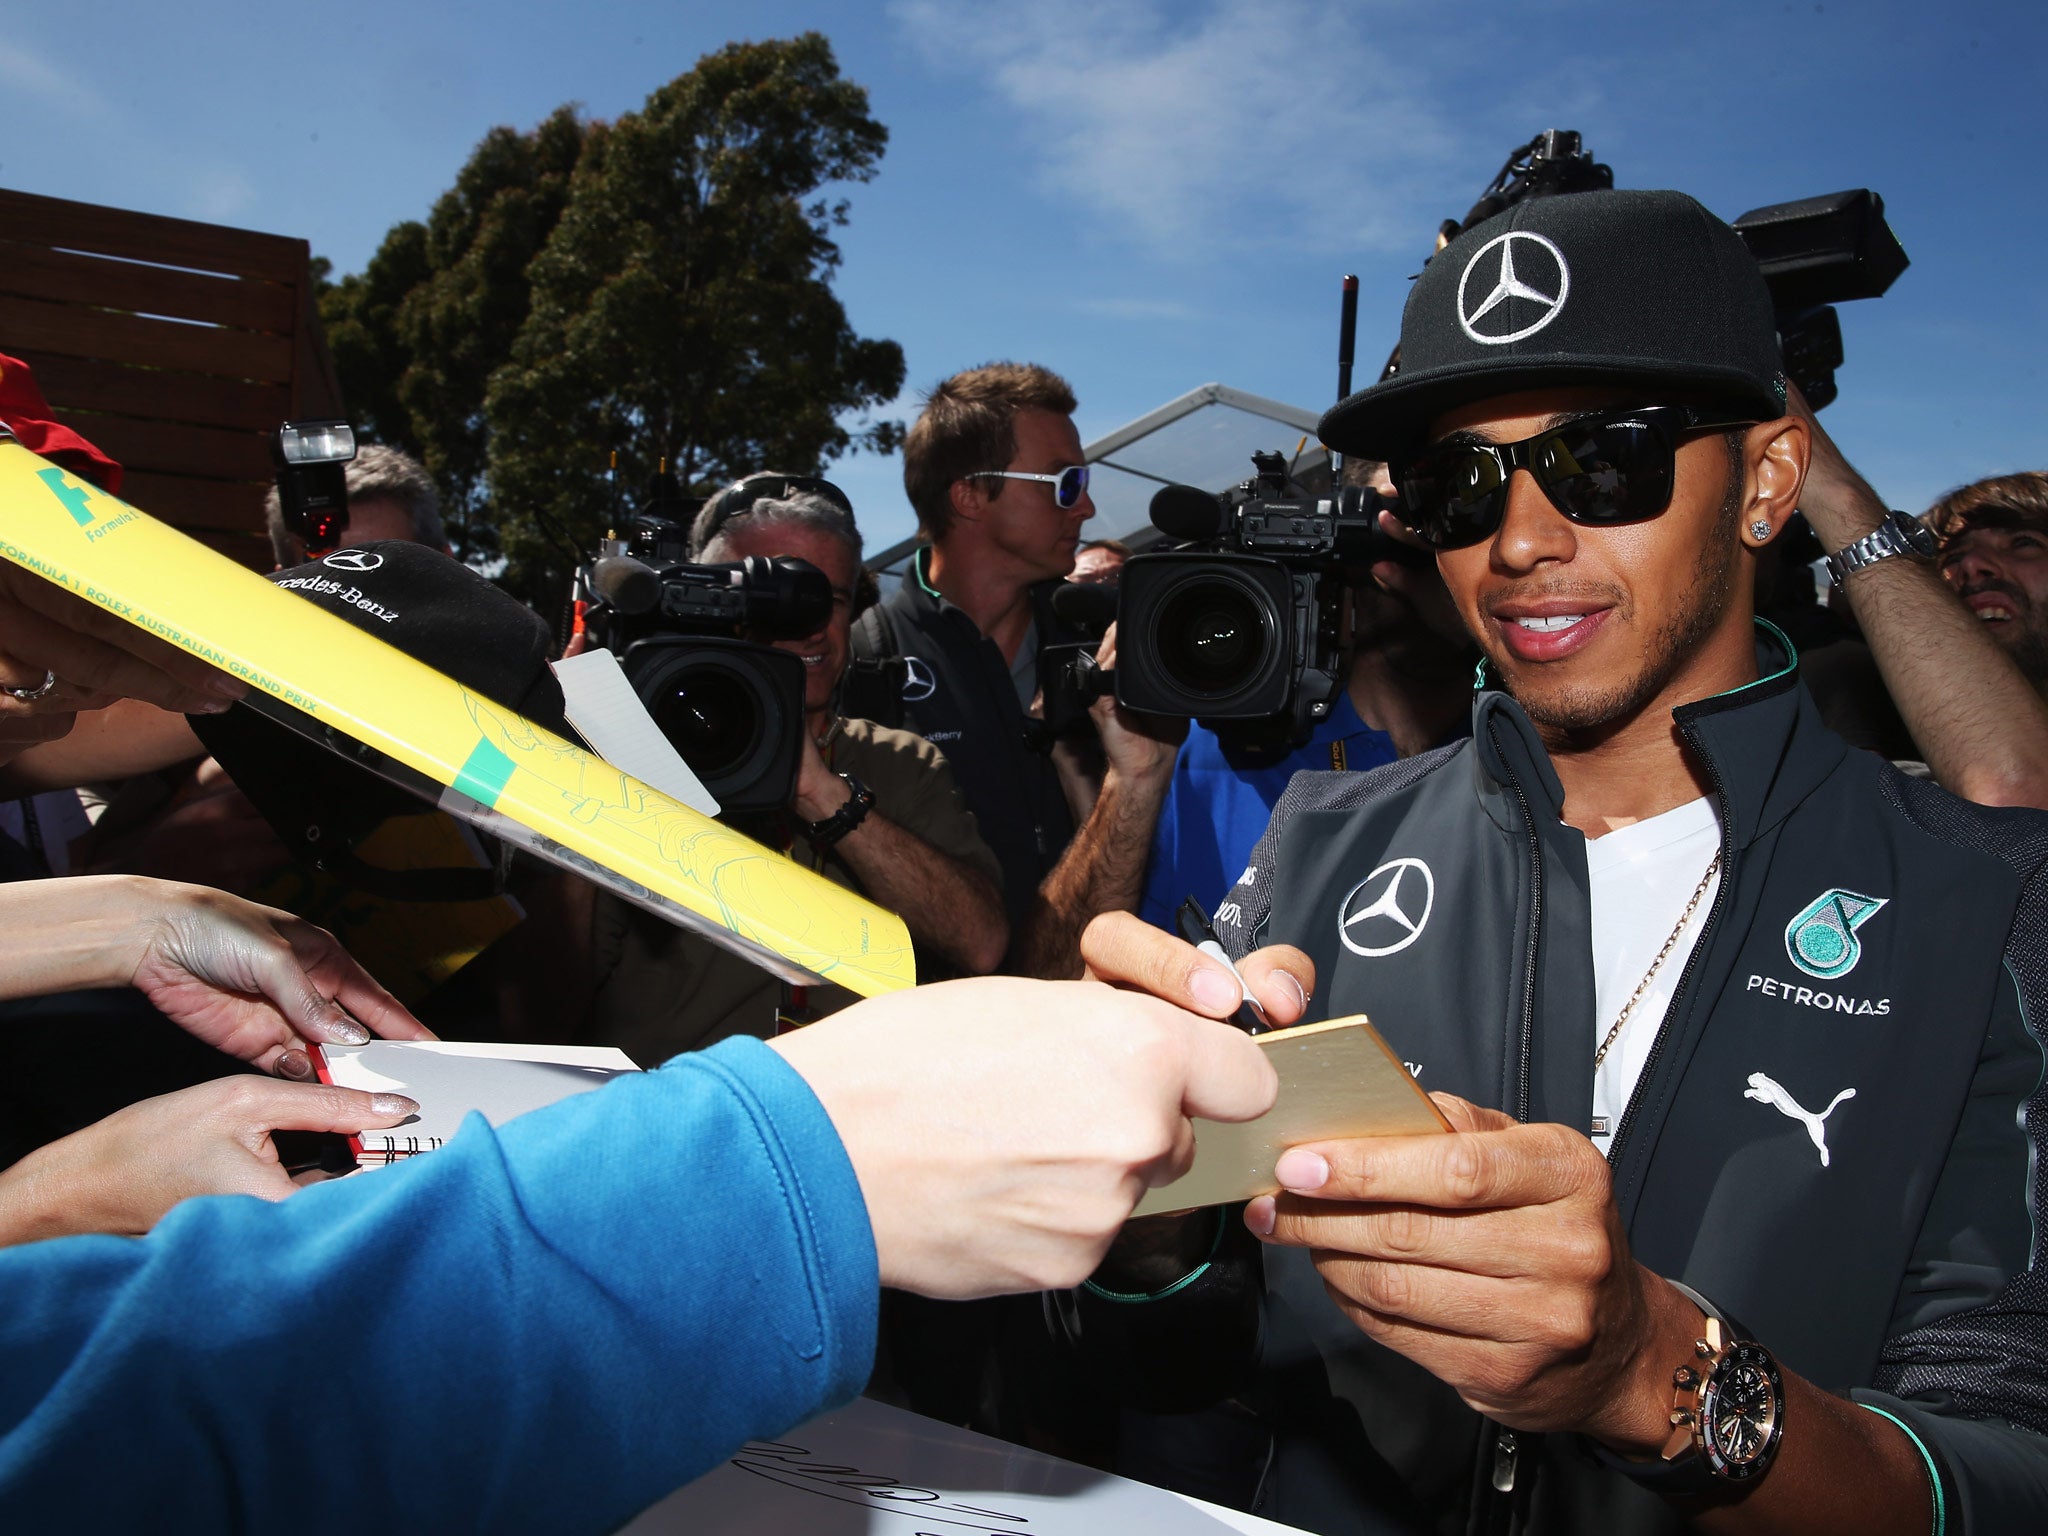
[{"left": 1067, "top": 633, "right": 2048, "bottom": 1534}]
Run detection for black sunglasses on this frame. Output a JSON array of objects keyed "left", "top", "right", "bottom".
[
  {"left": 1391, "top": 405, "right": 1756, "bottom": 550},
  {"left": 719, "top": 472, "right": 855, "bottom": 519}
]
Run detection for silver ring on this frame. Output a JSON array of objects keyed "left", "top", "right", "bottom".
[{"left": 1, "top": 670, "right": 58, "bottom": 702}]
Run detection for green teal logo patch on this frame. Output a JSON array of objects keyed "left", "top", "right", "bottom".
[
  {"left": 35, "top": 466, "right": 95, "bottom": 526},
  {"left": 1784, "top": 889, "right": 1886, "bottom": 980},
  {"left": 453, "top": 736, "right": 516, "bottom": 809}
]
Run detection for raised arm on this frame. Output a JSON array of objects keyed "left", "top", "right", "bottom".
[
  {"left": 1795, "top": 389, "right": 2048, "bottom": 807},
  {"left": 1019, "top": 626, "right": 1186, "bottom": 979}
]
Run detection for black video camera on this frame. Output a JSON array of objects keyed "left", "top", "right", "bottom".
[
  {"left": 1114, "top": 451, "right": 1423, "bottom": 751},
  {"left": 577, "top": 490, "right": 830, "bottom": 817},
  {"left": 1731, "top": 189, "right": 1908, "bottom": 410}
]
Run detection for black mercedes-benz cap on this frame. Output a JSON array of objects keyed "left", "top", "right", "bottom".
[
  {"left": 1321, "top": 189, "right": 1788, "bottom": 462},
  {"left": 190, "top": 541, "right": 572, "bottom": 899}
]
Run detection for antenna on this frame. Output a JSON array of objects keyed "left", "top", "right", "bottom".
[{"left": 1337, "top": 274, "right": 1359, "bottom": 403}]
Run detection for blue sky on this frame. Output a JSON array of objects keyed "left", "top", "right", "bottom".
[{"left": 3, "top": 0, "right": 2042, "bottom": 556}]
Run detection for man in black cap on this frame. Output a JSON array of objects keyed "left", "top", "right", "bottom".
[{"left": 1066, "top": 190, "right": 2048, "bottom": 1533}]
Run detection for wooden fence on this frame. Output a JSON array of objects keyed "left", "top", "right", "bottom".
[{"left": 0, "top": 187, "right": 344, "bottom": 569}]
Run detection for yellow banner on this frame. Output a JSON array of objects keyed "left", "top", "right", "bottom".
[{"left": 0, "top": 439, "right": 913, "bottom": 997}]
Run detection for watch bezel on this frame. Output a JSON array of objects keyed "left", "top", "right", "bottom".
[{"left": 1696, "top": 1338, "right": 1785, "bottom": 1483}]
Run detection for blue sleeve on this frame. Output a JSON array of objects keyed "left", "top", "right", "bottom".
[{"left": 0, "top": 1036, "right": 878, "bottom": 1533}]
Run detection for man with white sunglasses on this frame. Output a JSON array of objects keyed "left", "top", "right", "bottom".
[{"left": 859, "top": 362, "right": 1143, "bottom": 958}]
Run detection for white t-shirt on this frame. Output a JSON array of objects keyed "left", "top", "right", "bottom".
[{"left": 1584, "top": 796, "right": 1723, "bottom": 1157}]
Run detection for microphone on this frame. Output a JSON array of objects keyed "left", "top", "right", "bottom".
[
  {"left": 1149, "top": 483, "right": 1230, "bottom": 542},
  {"left": 589, "top": 555, "right": 660, "bottom": 615},
  {"left": 1050, "top": 579, "right": 1120, "bottom": 635}
]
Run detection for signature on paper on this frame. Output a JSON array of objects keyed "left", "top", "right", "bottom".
[{"left": 730, "top": 1439, "right": 1034, "bottom": 1532}]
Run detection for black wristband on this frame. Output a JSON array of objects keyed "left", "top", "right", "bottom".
[{"left": 802, "top": 772, "right": 875, "bottom": 848}]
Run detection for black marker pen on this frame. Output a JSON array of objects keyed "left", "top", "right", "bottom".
[{"left": 1174, "top": 895, "right": 1270, "bottom": 1035}]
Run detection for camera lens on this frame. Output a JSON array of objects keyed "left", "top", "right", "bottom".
[
  {"left": 647, "top": 663, "right": 762, "bottom": 781},
  {"left": 1156, "top": 577, "right": 1271, "bottom": 698},
  {"left": 622, "top": 637, "right": 807, "bottom": 815}
]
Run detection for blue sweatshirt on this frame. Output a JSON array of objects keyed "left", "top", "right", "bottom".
[{"left": 0, "top": 1037, "right": 879, "bottom": 1532}]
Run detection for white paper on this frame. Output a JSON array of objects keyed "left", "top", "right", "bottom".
[
  {"left": 552, "top": 647, "right": 720, "bottom": 815},
  {"left": 622, "top": 1397, "right": 1309, "bottom": 1535},
  {"left": 319, "top": 1039, "right": 639, "bottom": 1151}
]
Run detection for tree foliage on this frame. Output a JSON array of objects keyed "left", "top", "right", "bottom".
[
  {"left": 488, "top": 34, "right": 904, "bottom": 595},
  {"left": 322, "top": 107, "right": 597, "bottom": 561},
  {"left": 317, "top": 34, "right": 903, "bottom": 597}
]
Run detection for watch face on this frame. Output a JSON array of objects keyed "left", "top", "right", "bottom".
[
  {"left": 1698, "top": 1341, "right": 1784, "bottom": 1482},
  {"left": 1895, "top": 513, "right": 1940, "bottom": 558}
]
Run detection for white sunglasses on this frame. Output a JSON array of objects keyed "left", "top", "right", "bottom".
[{"left": 969, "top": 464, "right": 1090, "bottom": 509}]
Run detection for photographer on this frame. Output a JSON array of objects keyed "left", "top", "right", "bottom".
[
  {"left": 579, "top": 484, "right": 1009, "bottom": 1059},
  {"left": 1136, "top": 458, "right": 1476, "bottom": 936},
  {"left": 697, "top": 487, "right": 1007, "bottom": 975},
  {"left": 1023, "top": 459, "right": 1476, "bottom": 980}
]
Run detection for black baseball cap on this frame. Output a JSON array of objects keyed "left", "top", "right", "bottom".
[
  {"left": 1321, "top": 190, "right": 1788, "bottom": 462},
  {"left": 191, "top": 542, "right": 572, "bottom": 898}
]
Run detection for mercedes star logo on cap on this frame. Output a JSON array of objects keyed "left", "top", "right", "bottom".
[
  {"left": 1457, "top": 231, "right": 1571, "bottom": 346},
  {"left": 322, "top": 549, "right": 385, "bottom": 572},
  {"left": 1337, "top": 858, "right": 1436, "bottom": 958}
]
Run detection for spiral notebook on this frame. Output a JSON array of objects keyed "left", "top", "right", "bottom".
[{"left": 313, "top": 1040, "right": 640, "bottom": 1167}]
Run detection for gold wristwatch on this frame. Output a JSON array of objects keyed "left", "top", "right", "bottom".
[{"left": 1597, "top": 1280, "right": 1785, "bottom": 1497}]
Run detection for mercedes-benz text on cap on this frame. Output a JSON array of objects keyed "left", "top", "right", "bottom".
[{"left": 1319, "top": 189, "right": 1788, "bottom": 462}]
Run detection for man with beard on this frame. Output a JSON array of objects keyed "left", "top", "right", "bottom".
[
  {"left": 1930, "top": 472, "right": 2048, "bottom": 688},
  {"left": 1063, "top": 189, "right": 2048, "bottom": 1534}
]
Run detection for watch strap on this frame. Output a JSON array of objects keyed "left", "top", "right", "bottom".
[
  {"left": 803, "top": 771, "right": 875, "bottom": 848},
  {"left": 1826, "top": 509, "right": 1937, "bottom": 587},
  {"left": 1590, "top": 1281, "right": 1777, "bottom": 1499}
]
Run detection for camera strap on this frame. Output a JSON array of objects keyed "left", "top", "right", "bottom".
[{"left": 844, "top": 602, "right": 908, "bottom": 730}]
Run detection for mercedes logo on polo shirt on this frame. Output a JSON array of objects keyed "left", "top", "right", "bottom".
[
  {"left": 901, "top": 655, "right": 936, "bottom": 702},
  {"left": 1338, "top": 858, "right": 1435, "bottom": 958},
  {"left": 1457, "top": 231, "right": 1571, "bottom": 346},
  {"left": 322, "top": 549, "right": 385, "bottom": 572}
]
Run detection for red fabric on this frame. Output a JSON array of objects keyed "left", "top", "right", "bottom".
[{"left": 0, "top": 352, "right": 124, "bottom": 494}]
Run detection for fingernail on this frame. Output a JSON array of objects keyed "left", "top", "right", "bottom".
[
  {"left": 320, "top": 1015, "right": 370, "bottom": 1046},
  {"left": 276, "top": 1049, "right": 312, "bottom": 1080},
  {"left": 1276, "top": 969, "right": 1309, "bottom": 1016},
  {"left": 191, "top": 696, "right": 235, "bottom": 714},
  {"left": 1244, "top": 1196, "right": 1276, "bottom": 1237},
  {"left": 1189, "top": 964, "right": 1242, "bottom": 1015},
  {"left": 369, "top": 1093, "right": 419, "bottom": 1118},
  {"left": 1276, "top": 1149, "right": 1329, "bottom": 1191}
]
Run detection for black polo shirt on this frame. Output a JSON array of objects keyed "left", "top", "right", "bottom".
[{"left": 865, "top": 548, "right": 1078, "bottom": 942}]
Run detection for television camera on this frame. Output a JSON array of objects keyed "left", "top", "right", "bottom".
[
  {"left": 577, "top": 481, "right": 831, "bottom": 818},
  {"left": 1106, "top": 451, "right": 1426, "bottom": 752}
]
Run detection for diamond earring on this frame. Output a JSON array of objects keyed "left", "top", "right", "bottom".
[{"left": 1749, "top": 519, "right": 1773, "bottom": 543}]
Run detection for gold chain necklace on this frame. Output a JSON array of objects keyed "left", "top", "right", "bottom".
[{"left": 1593, "top": 850, "right": 1722, "bottom": 1069}]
